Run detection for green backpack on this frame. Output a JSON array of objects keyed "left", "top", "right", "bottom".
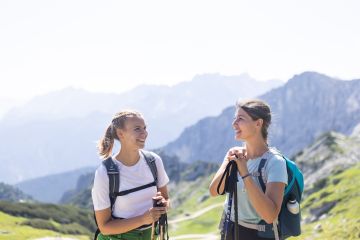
[{"left": 256, "top": 153, "right": 304, "bottom": 239}]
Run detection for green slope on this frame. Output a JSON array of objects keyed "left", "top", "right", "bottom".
[
  {"left": 168, "top": 174, "right": 224, "bottom": 238},
  {"left": 0, "top": 211, "right": 89, "bottom": 240},
  {"left": 168, "top": 164, "right": 360, "bottom": 240},
  {"left": 0, "top": 201, "right": 95, "bottom": 240},
  {"left": 290, "top": 163, "right": 360, "bottom": 240}
]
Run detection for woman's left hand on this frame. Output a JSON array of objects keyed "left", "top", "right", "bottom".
[{"left": 154, "top": 192, "right": 170, "bottom": 212}]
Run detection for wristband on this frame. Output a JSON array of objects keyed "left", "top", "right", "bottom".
[{"left": 241, "top": 173, "right": 251, "bottom": 179}]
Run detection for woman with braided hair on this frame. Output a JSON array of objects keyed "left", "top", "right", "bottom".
[
  {"left": 209, "top": 99, "right": 288, "bottom": 240},
  {"left": 92, "top": 110, "right": 170, "bottom": 240}
]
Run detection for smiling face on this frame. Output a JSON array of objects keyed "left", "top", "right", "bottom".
[
  {"left": 232, "top": 107, "right": 262, "bottom": 141},
  {"left": 116, "top": 116, "right": 148, "bottom": 150}
]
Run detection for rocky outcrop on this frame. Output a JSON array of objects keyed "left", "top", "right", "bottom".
[{"left": 295, "top": 131, "right": 360, "bottom": 187}]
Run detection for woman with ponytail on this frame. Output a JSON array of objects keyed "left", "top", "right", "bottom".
[
  {"left": 209, "top": 99, "right": 288, "bottom": 240},
  {"left": 92, "top": 110, "right": 170, "bottom": 240}
]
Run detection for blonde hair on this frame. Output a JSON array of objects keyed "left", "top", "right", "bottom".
[{"left": 97, "top": 110, "right": 143, "bottom": 159}]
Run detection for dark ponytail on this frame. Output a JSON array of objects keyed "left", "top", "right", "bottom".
[{"left": 236, "top": 99, "right": 272, "bottom": 143}]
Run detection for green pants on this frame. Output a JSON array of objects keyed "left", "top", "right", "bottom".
[{"left": 97, "top": 227, "right": 156, "bottom": 240}]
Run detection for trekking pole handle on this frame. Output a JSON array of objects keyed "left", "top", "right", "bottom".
[
  {"left": 151, "top": 197, "right": 163, "bottom": 240},
  {"left": 153, "top": 197, "right": 164, "bottom": 208}
]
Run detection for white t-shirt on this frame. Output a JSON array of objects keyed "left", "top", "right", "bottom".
[
  {"left": 92, "top": 151, "right": 169, "bottom": 218},
  {"left": 226, "top": 147, "right": 288, "bottom": 224}
]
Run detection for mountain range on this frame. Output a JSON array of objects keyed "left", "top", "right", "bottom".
[
  {"left": 0, "top": 73, "right": 281, "bottom": 183},
  {"left": 0, "top": 182, "right": 33, "bottom": 203},
  {"left": 163, "top": 72, "right": 360, "bottom": 163},
  {"left": 1, "top": 71, "right": 359, "bottom": 239},
  {"left": 15, "top": 166, "right": 94, "bottom": 203}
]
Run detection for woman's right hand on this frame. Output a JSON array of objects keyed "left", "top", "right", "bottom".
[
  {"left": 226, "top": 146, "right": 246, "bottom": 162},
  {"left": 209, "top": 146, "right": 247, "bottom": 197},
  {"left": 227, "top": 146, "right": 250, "bottom": 175}
]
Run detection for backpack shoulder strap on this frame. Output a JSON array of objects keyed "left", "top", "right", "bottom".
[
  {"left": 258, "top": 151, "right": 290, "bottom": 193},
  {"left": 140, "top": 150, "right": 158, "bottom": 185},
  {"left": 258, "top": 158, "right": 267, "bottom": 192},
  {"left": 102, "top": 157, "right": 119, "bottom": 209},
  {"left": 94, "top": 158, "right": 119, "bottom": 240}
]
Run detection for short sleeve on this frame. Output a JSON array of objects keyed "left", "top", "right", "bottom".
[
  {"left": 266, "top": 154, "right": 288, "bottom": 184},
  {"left": 91, "top": 164, "right": 111, "bottom": 211},
  {"left": 152, "top": 153, "right": 170, "bottom": 188}
]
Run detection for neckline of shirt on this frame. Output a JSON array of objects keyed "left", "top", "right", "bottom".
[
  {"left": 111, "top": 153, "right": 145, "bottom": 168},
  {"left": 247, "top": 147, "right": 278, "bottom": 162}
]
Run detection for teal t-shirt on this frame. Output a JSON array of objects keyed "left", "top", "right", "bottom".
[{"left": 226, "top": 147, "right": 288, "bottom": 224}]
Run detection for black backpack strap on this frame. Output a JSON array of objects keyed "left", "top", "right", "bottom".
[
  {"left": 102, "top": 157, "right": 120, "bottom": 209},
  {"left": 258, "top": 158, "right": 267, "bottom": 192},
  {"left": 140, "top": 150, "right": 158, "bottom": 186},
  {"left": 93, "top": 229, "right": 100, "bottom": 240},
  {"left": 116, "top": 182, "right": 157, "bottom": 196},
  {"left": 94, "top": 157, "right": 119, "bottom": 240}
]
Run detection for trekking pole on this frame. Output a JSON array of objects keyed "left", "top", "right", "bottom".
[
  {"left": 151, "top": 223, "right": 156, "bottom": 240},
  {"left": 158, "top": 211, "right": 166, "bottom": 240},
  {"left": 151, "top": 198, "right": 158, "bottom": 240},
  {"left": 151, "top": 197, "right": 167, "bottom": 240},
  {"left": 232, "top": 163, "right": 239, "bottom": 240},
  {"left": 151, "top": 222, "right": 156, "bottom": 240},
  {"left": 217, "top": 160, "right": 239, "bottom": 240},
  {"left": 159, "top": 207, "right": 167, "bottom": 239}
]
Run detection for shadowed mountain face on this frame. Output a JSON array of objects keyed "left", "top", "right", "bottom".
[
  {"left": 0, "top": 182, "right": 33, "bottom": 202},
  {"left": 15, "top": 166, "right": 95, "bottom": 203},
  {"left": 163, "top": 72, "right": 360, "bottom": 163},
  {"left": 0, "top": 74, "right": 281, "bottom": 183}
]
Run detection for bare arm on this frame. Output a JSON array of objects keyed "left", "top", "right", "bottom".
[
  {"left": 242, "top": 178, "right": 285, "bottom": 223},
  {"left": 158, "top": 185, "right": 170, "bottom": 209},
  {"left": 209, "top": 159, "right": 230, "bottom": 196},
  {"left": 95, "top": 207, "right": 157, "bottom": 235},
  {"left": 234, "top": 152, "right": 285, "bottom": 223},
  {"left": 95, "top": 189, "right": 168, "bottom": 235}
]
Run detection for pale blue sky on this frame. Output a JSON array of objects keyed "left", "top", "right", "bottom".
[{"left": 0, "top": 0, "right": 359, "bottom": 101}]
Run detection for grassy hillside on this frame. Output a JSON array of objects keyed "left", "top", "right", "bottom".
[
  {"left": 0, "top": 211, "right": 90, "bottom": 240},
  {"left": 0, "top": 201, "right": 95, "bottom": 240},
  {"left": 168, "top": 174, "right": 225, "bottom": 238},
  {"left": 2, "top": 165, "right": 358, "bottom": 240},
  {"left": 290, "top": 163, "right": 360, "bottom": 240},
  {"left": 168, "top": 164, "right": 360, "bottom": 240}
]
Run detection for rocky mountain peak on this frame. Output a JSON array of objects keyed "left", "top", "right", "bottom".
[{"left": 163, "top": 72, "right": 360, "bottom": 165}]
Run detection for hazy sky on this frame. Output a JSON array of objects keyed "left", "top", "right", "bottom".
[{"left": 0, "top": 0, "right": 359, "bottom": 101}]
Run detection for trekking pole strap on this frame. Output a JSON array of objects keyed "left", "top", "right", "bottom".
[
  {"left": 273, "top": 220, "right": 280, "bottom": 240},
  {"left": 217, "top": 161, "right": 239, "bottom": 195},
  {"left": 217, "top": 160, "right": 239, "bottom": 240}
]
